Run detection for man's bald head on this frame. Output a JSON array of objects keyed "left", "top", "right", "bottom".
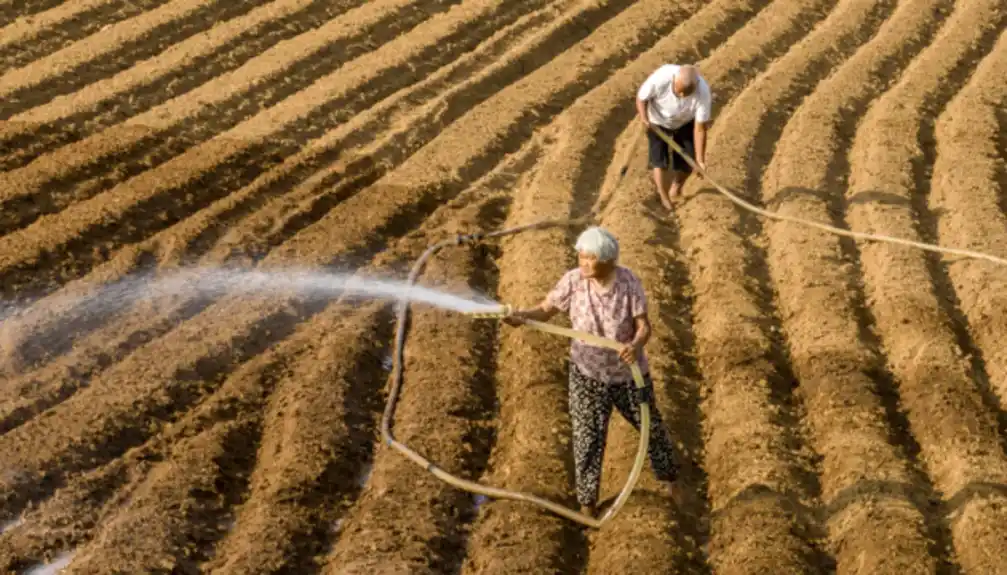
[{"left": 674, "top": 65, "right": 699, "bottom": 97}]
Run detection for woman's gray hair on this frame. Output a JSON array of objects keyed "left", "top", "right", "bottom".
[{"left": 575, "top": 226, "right": 619, "bottom": 262}]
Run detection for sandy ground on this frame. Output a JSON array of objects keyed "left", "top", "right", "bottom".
[{"left": 0, "top": 0, "right": 1006, "bottom": 572}]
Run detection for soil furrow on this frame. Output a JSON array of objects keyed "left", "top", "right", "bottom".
[
  {"left": 678, "top": 176, "right": 825, "bottom": 575},
  {"left": 592, "top": 1, "right": 855, "bottom": 571},
  {"left": 0, "top": 0, "right": 559, "bottom": 368},
  {"left": 0, "top": 0, "right": 360, "bottom": 128},
  {"left": 844, "top": 4, "right": 1007, "bottom": 572},
  {"left": 0, "top": 282, "right": 215, "bottom": 434},
  {"left": 755, "top": 0, "right": 963, "bottom": 572},
  {"left": 261, "top": 0, "right": 697, "bottom": 279},
  {"left": 929, "top": 43, "right": 1007, "bottom": 573},
  {"left": 586, "top": 0, "right": 837, "bottom": 225},
  {"left": 508, "top": 1, "right": 847, "bottom": 567},
  {"left": 204, "top": 306, "right": 391, "bottom": 575},
  {"left": 2, "top": 0, "right": 1006, "bottom": 571},
  {"left": 0, "top": 0, "right": 367, "bottom": 171},
  {"left": 0, "top": 0, "right": 111, "bottom": 45},
  {"left": 0, "top": 286, "right": 311, "bottom": 520},
  {"left": 172, "top": 16, "right": 727, "bottom": 566},
  {"left": 198, "top": 0, "right": 602, "bottom": 265},
  {"left": 0, "top": 0, "right": 69, "bottom": 23},
  {"left": 0, "top": 141, "right": 531, "bottom": 464},
  {"left": 589, "top": 144, "right": 710, "bottom": 574},
  {"left": 61, "top": 417, "right": 259, "bottom": 574},
  {"left": 494, "top": 0, "right": 846, "bottom": 569},
  {"left": 671, "top": 0, "right": 903, "bottom": 571},
  {"left": 0, "top": 0, "right": 456, "bottom": 234},
  {"left": 0, "top": 456, "right": 149, "bottom": 571},
  {"left": 907, "top": 20, "right": 1007, "bottom": 452},
  {"left": 0, "top": 0, "right": 273, "bottom": 114},
  {"left": 0, "top": 2, "right": 566, "bottom": 362},
  {"left": 457, "top": 144, "right": 585, "bottom": 575},
  {"left": 320, "top": 199, "right": 506, "bottom": 575},
  {"left": 930, "top": 31, "right": 1007, "bottom": 436},
  {"left": 689, "top": 0, "right": 835, "bottom": 109},
  {"left": 0, "top": 313, "right": 306, "bottom": 570},
  {"left": 0, "top": 0, "right": 548, "bottom": 304},
  {"left": 5, "top": 0, "right": 662, "bottom": 318},
  {"left": 0, "top": 0, "right": 162, "bottom": 75},
  {"left": 0, "top": 0, "right": 441, "bottom": 369}
]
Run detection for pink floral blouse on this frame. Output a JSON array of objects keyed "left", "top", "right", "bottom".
[{"left": 545, "top": 266, "right": 650, "bottom": 382}]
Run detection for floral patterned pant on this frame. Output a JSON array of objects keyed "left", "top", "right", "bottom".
[{"left": 569, "top": 363, "right": 679, "bottom": 507}]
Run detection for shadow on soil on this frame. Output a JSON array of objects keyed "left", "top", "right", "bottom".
[
  {"left": 669, "top": 185, "right": 835, "bottom": 570},
  {"left": 283, "top": 307, "right": 396, "bottom": 575},
  {"left": 767, "top": 181, "right": 963, "bottom": 573},
  {"left": 427, "top": 194, "right": 510, "bottom": 574},
  {"left": 646, "top": 201, "right": 713, "bottom": 572}
]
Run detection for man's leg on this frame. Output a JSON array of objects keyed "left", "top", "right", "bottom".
[
  {"left": 569, "top": 364, "right": 613, "bottom": 516},
  {"left": 667, "top": 121, "right": 696, "bottom": 201},
  {"left": 646, "top": 126, "right": 674, "bottom": 211},
  {"left": 666, "top": 169, "right": 689, "bottom": 202},
  {"left": 611, "top": 374, "right": 681, "bottom": 502},
  {"left": 652, "top": 167, "right": 674, "bottom": 209}
]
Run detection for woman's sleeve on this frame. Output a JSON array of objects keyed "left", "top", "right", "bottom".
[{"left": 545, "top": 271, "right": 574, "bottom": 312}]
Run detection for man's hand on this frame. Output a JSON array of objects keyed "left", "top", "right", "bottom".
[
  {"left": 636, "top": 98, "right": 651, "bottom": 130},
  {"left": 619, "top": 342, "right": 642, "bottom": 364}
]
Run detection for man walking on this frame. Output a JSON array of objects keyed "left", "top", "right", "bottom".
[{"left": 635, "top": 64, "right": 712, "bottom": 210}]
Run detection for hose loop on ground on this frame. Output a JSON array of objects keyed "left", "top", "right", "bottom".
[{"left": 383, "top": 220, "right": 651, "bottom": 529}]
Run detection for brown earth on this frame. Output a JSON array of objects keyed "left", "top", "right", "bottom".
[{"left": 1, "top": 0, "right": 1007, "bottom": 572}]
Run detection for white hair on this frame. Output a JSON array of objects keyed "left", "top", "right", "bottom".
[{"left": 575, "top": 226, "right": 619, "bottom": 262}]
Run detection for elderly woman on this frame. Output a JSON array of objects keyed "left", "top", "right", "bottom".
[{"left": 504, "top": 226, "right": 681, "bottom": 516}]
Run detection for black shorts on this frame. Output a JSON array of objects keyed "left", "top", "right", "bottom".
[{"left": 647, "top": 120, "right": 695, "bottom": 173}]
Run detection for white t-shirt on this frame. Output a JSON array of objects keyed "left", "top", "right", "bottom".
[{"left": 637, "top": 64, "right": 712, "bottom": 130}]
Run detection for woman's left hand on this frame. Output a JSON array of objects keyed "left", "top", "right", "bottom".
[{"left": 619, "top": 343, "right": 641, "bottom": 364}]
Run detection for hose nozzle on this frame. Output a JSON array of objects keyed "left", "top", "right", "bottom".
[{"left": 467, "top": 303, "right": 513, "bottom": 319}]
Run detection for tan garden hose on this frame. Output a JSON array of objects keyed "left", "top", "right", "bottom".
[{"left": 382, "top": 218, "right": 653, "bottom": 529}]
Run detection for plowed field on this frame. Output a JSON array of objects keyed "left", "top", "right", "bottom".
[{"left": 1, "top": 0, "right": 1006, "bottom": 572}]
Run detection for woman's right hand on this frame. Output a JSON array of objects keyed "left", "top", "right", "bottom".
[{"left": 502, "top": 309, "right": 526, "bottom": 327}]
